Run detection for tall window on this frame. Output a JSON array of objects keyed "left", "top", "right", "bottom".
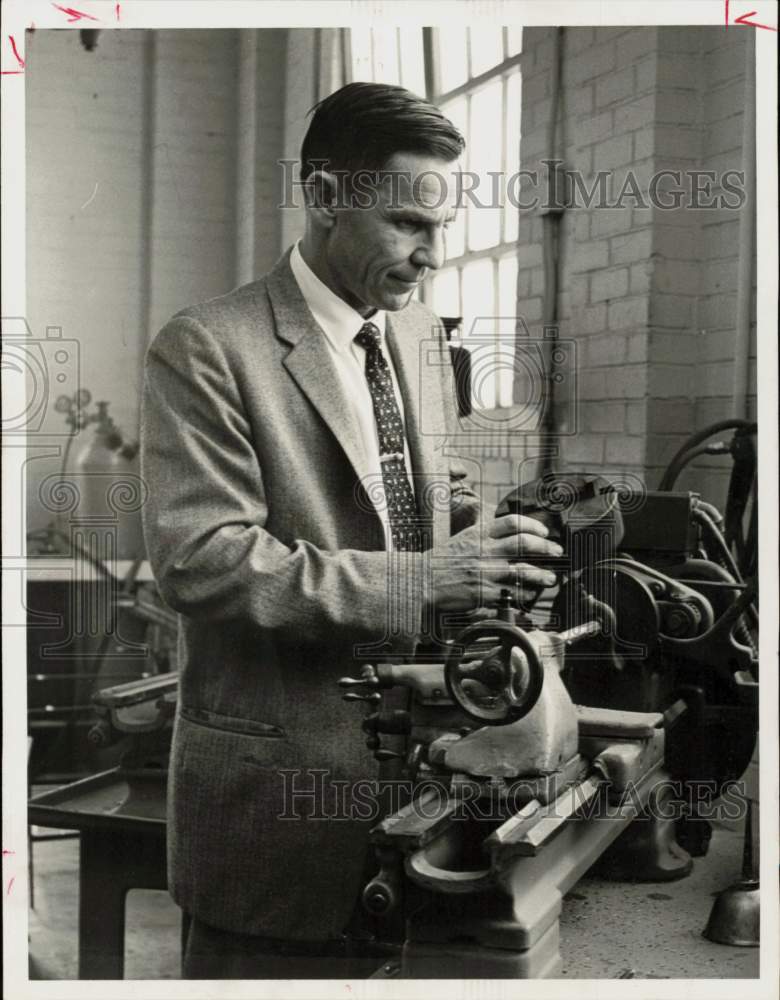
[{"left": 349, "top": 26, "right": 523, "bottom": 410}]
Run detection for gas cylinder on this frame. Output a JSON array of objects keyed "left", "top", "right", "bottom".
[{"left": 69, "top": 401, "right": 145, "bottom": 561}]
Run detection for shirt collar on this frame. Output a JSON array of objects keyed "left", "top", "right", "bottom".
[{"left": 290, "top": 241, "right": 386, "bottom": 353}]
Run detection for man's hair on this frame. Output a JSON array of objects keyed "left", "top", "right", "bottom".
[{"left": 300, "top": 82, "right": 465, "bottom": 182}]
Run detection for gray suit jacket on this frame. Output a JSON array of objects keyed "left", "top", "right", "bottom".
[{"left": 140, "top": 248, "right": 477, "bottom": 940}]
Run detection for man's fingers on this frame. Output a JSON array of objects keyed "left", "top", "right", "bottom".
[
  {"left": 491, "top": 533, "right": 564, "bottom": 559},
  {"left": 461, "top": 606, "right": 497, "bottom": 623},
  {"left": 488, "top": 514, "right": 549, "bottom": 540},
  {"left": 507, "top": 563, "right": 558, "bottom": 589},
  {"left": 516, "top": 587, "right": 543, "bottom": 606},
  {"left": 480, "top": 561, "right": 558, "bottom": 589}
]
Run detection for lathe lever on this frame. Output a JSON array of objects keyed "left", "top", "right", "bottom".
[
  {"left": 342, "top": 691, "right": 381, "bottom": 704},
  {"left": 558, "top": 621, "right": 602, "bottom": 645},
  {"left": 338, "top": 675, "right": 379, "bottom": 689}
]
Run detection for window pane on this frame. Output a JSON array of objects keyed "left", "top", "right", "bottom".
[
  {"left": 468, "top": 80, "right": 503, "bottom": 251},
  {"left": 445, "top": 209, "right": 466, "bottom": 261},
  {"left": 505, "top": 25, "right": 523, "bottom": 57},
  {"left": 461, "top": 258, "right": 497, "bottom": 409},
  {"left": 461, "top": 259, "right": 494, "bottom": 343},
  {"left": 350, "top": 26, "right": 373, "bottom": 82},
  {"left": 430, "top": 267, "right": 460, "bottom": 319},
  {"left": 444, "top": 94, "right": 468, "bottom": 140},
  {"left": 497, "top": 255, "right": 518, "bottom": 406},
  {"left": 498, "top": 255, "right": 517, "bottom": 318},
  {"left": 437, "top": 26, "right": 469, "bottom": 93},
  {"left": 469, "top": 27, "right": 504, "bottom": 77},
  {"left": 504, "top": 72, "right": 522, "bottom": 243},
  {"left": 371, "top": 27, "right": 400, "bottom": 84},
  {"left": 398, "top": 28, "right": 425, "bottom": 95}
]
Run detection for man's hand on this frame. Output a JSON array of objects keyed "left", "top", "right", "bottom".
[{"left": 424, "top": 514, "right": 562, "bottom": 612}]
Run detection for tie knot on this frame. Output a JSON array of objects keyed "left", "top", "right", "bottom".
[{"left": 355, "top": 322, "right": 382, "bottom": 352}]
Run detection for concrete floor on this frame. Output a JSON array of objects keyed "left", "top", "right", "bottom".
[
  {"left": 558, "top": 821, "right": 759, "bottom": 979},
  {"left": 27, "top": 820, "right": 758, "bottom": 981}
]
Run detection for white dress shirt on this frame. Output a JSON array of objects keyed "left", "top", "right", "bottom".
[{"left": 289, "top": 241, "right": 415, "bottom": 549}]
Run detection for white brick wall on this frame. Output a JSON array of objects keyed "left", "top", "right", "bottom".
[
  {"left": 280, "top": 29, "right": 318, "bottom": 251},
  {"left": 25, "top": 28, "right": 287, "bottom": 532},
  {"left": 253, "top": 30, "right": 287, "bottom": 276},
  {"left": 448, "top": 23, "right": 755, "bottom": 514},
  {"left": 471, "top": 24, "right": 758, "bottom": 517},
  {"left": 649, "top": 30, "right": 756, "bottom": 508}
]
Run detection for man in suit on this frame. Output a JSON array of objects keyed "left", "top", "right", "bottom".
[{"left": 141, "top": 81, "right": 562, "bottom": 978}]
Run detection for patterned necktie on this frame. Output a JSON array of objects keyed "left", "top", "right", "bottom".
[{"left": 354, "top": 322, "right": 421, "bottom": 551}]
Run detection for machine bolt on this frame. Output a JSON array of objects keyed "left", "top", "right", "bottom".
[
  {"left": 664, "top": 601, "right": 702, "bottom": 637},
  {"left": 484, "top": 664, "right": 504, "bottom": 686},
  {"left": 362, "top": 883, "right": 393, "bottom": 914},
  {"left": 87, "top": 721, "right": 111, "bottom": 746}
]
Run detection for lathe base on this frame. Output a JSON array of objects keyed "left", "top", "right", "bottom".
[
  {"left": 594, "top": 784, "right": 694, "bottom": 882},
  {"left": 401, "top": 763, "right": 672, "bottom": 978},
  {"left": 403, "top": 919, "right": 561, "bottom": 978}
]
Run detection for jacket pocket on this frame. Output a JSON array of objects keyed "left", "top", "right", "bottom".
[{"left": 180, "top": 705, "right": 286, "bottom": 739}]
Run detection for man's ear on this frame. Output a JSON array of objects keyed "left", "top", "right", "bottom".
[{"left": 303, "top": 170, "right": 340, "bottom": 229}]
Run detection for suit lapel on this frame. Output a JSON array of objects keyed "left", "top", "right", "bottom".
[
  {"left": 266, "top": 250, "right": 443, "bottom": 524},
  {"left": 266, "top": 251, "right": 368, "bottom": 485}
]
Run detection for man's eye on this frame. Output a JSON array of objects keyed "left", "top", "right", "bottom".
[{"left": 396, "top": 220, "right": 417, "bottom": 233}]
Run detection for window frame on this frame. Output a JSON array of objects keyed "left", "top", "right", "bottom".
[
  {"left": 347, "top": 25, "right": 524, "bottom": 410},
  {"left": 421, "top": 27, "right": 523, "bottom": 411}
]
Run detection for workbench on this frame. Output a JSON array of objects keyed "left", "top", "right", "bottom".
[{"left": 28, "top": 768, "right": 172, "bottom": 979}]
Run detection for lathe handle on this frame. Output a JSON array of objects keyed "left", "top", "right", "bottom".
[{"left": 444, "top": 620, "right": 545, "bottom": 726}]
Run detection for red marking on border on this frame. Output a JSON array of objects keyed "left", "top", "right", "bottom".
[
  {"left": 2, "top": 849, "right": 16, "bottom": 856},
  {"left": 2, "top": 34, "right": 24, "bottom": 73},
  {"left": 734, "top": 9, "right": 778, "bottom": 30},
  {"left": 9, "top": 35, "right": 25, "bottom": 67},
  {"left": 6, "top": 877, "right": 15, "bottom": 896},
  {"left": 727, "top": 2, "right": 778, "bottom": 30},
  {"left": 52, "top": 4, "right": 100, "bottom": 22},
  {"left": 116, "top": 3, "right": 121, "bottom": 20}
]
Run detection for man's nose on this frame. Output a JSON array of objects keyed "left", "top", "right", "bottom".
[{"left": 411, "top": 230, "right": 445, "bottom": 272}]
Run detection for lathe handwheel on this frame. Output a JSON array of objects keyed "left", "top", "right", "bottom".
[{"left": 444, "top": 621, "right": 545, "bottom": 725}]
